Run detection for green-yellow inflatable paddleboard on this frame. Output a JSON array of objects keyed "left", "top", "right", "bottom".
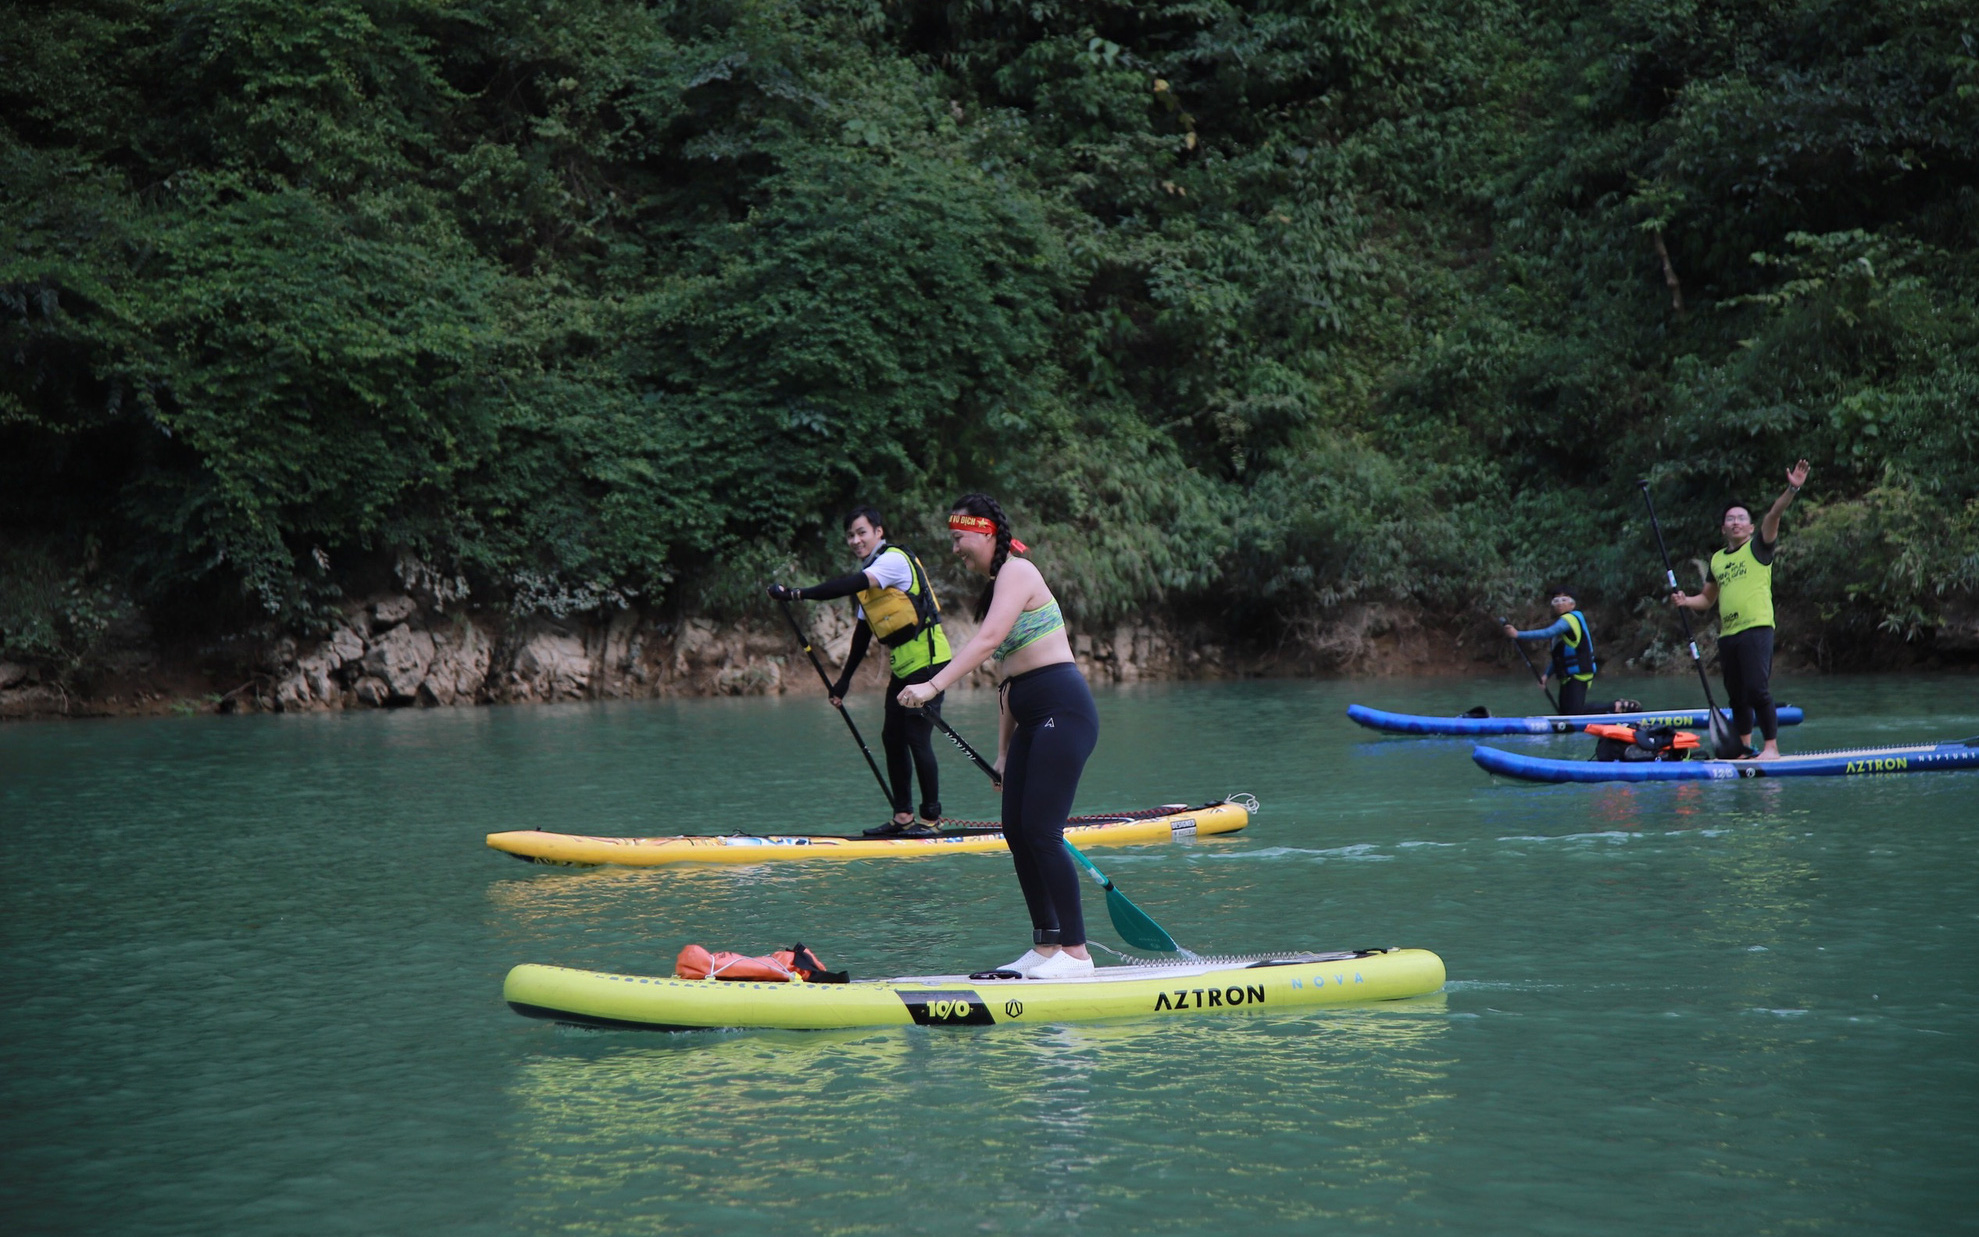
[{"left": 504, "top": 948, "right": 1445, "bottom": 1032}]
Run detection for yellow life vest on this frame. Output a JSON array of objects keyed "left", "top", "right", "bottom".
[
  {"left": 1710, "top": 538, "right": 1775, "bottom": 636},
  {"left": 856, "top": 546, "right": 950, "bottom": 677}
]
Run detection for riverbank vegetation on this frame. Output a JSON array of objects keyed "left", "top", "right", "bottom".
[{"left": 5, "top": 0, "right": 1976, "bottom": 688}]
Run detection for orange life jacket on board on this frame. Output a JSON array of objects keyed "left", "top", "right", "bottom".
[{"left": 675, "top": 943, "right": 846, "bottom": 983}]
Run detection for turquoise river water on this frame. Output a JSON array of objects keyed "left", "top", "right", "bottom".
[{"left": 3, "top": 674, "right": 1976, "bottom": 1235}]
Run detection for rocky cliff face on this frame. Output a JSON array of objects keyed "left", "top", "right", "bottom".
[
  {"left": 0, "top": 587, "right": 1528, "bottom": 720},
  {"left": 31, "top": 590, "right": 1859, "bottom": 721},
  {"left": 243, "top": 594, "right": 1233, "bottom": 714}
]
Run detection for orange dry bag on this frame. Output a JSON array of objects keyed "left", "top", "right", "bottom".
[
  {"left": 1586, "top": 723, "right": 1701, "bottom": 762},
  {"left": 674, "top": 942, "right": 848, "bottom": 983}
]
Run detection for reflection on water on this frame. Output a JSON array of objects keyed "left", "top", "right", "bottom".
[{"left": 504, "top": 1003, "right": 1452, "bottom": 1234}]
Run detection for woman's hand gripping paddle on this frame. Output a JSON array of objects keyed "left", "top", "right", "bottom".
[
  {"left": 1496, "top": 615, "right": 1561, "bottom": 712},
  {"left": 919, "top": 708, "right": 1183, "bottom": 953},
  {"left": 773, "top": 595, "right": 895, "bottom": 806},
  {"left": 1637, "top": 482, "right": 1744, "bottom": 759}
]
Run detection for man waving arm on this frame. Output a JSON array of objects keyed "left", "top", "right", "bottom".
[{"left": 1761, "top": 459, "right": 1811, "bottom": 546}]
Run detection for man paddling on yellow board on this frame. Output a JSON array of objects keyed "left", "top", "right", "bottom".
[
  {"left": 1669, "top": 459, "right": 1811, "bottom": 760},
  {"left": 769, "top": 506, "right": 953, "bottom": 835}
]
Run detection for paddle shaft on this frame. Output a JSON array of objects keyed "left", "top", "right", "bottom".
[
  {"left": 1636, "top": 482, "right": 1741, "bottom": 757},
  {"left": 1496, "top": 615, "right": 1561, "bottom": 711},
  {"left": 774, "top": 596, "right": 894, "bottom": 805},
  {"left": 919, "top": 705, "right": 1181, "bottom": 952},
  {"left": 922, "top": 707, "right": 1001, "bottom": 786}
]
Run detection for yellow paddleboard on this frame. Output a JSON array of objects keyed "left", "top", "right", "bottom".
[{"left": 487, "top": 799, "right": 1251, "bottom": 867}]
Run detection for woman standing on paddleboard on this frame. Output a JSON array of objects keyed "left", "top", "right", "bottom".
[{"left": 896, "top": 495, "right": 1096, "bottom": 979}]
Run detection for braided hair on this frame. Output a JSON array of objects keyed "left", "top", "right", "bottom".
[{"left": 951, "top": 492, "right": 1014, "bottom": 620}]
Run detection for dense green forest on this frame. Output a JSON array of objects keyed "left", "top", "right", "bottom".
[{"left": 5, "top": 0, "right": 1976, "bottom": 681}]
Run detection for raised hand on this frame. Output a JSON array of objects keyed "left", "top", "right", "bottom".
[{"left": 1787, "top": 458, "right": 1810, "bottom": 489}]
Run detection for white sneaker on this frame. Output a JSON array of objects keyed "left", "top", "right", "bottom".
[
  {"left": 1000, "top": 949, "right": 1047, "bottom": 974},
  {"left": 1024, "top": 952, "right": 1096, "bottom": 980}
]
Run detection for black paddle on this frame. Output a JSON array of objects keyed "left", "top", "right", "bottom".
[
  {"left": 918, "top": 706, "right": 1182, "bottom": 953},
  {"left": 1637, "top": 481, "right": 1744, "bottom": 759},
  {"left": 774, "top": 595, "right": 895, "bottom": 805},
  {"left": 1496, "top": 614, "right": 1562, "bottom": 712}
]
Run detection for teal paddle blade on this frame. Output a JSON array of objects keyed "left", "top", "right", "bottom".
[
  {"left": 1064, "top": 843, "right": 1179, "bottom": 953},
  {"left": 1105, "top": 889, "right": 1179, "bottom": 952}
]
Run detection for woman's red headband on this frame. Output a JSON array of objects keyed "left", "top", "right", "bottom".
[{"left": 948, "top": 513, "right": 1026, "bottom": 554}]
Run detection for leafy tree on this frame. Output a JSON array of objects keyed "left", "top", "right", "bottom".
[{"left": 2, "top": 0, "right": 1972, "bottom": 679}]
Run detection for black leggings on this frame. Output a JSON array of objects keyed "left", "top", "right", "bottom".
[
  {"left": 1718, "top": 626, "right": 1778, "bottom": 742},
  {"left": 1557, "top": 677, "right": 1590, "bottom": 716},
  {"left": 1000, "top": 662, "right": 1099, "bottom": 947},
  {"left": 882, "top": 664, "right": 945, "bottom": 820}
]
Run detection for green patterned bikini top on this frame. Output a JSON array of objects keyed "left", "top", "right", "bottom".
[{"left": 991, "top": 599, "right": 1064, "bottom": 662}]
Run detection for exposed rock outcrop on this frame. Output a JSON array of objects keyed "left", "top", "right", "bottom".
[
  {"left": 359, "top": 624, "right": 435, "bottom": 700},
  {"left": 249, "top": 595, "right": 916, "bottom": 713},
  {"left": 1074, "top": 622, "right": 1220, "bottom": 683},
  {"left": 417, "top": 617, "right": 492, "bottom": 706},
  {"left": 507, "top": 628, "right": 590, "bottom": 702},
  {"left": 372, "top": 594, "right": 417, "bottom": 625}
]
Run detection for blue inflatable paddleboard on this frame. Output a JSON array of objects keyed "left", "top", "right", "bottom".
[
  {"left": 1347, "top": 703, "right": 1805, "bottom": 736},
  {"left": 1471, "top": 737, "right": 1979, "bottom": 783}
]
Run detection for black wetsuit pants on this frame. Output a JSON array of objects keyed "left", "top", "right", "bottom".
[
  {"left": 1000, "top": 663, "right": 1099, "bottom": 947},
  {"left": 1556, "top": 677, "right": 1590, "bottom": 716},
  {"left": 1718, "top": 627, "right": 1778, "bottom": 742},
  {"left": 883, "top": 663, "right": 946, "bottom": 820}
]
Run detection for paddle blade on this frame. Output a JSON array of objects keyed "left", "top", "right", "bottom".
[
  {"left": 1706, "top": 707, "right": 1743, "bottom": 759},
  {"left": 1105, "top": 889, "right": 1179, "bottom": 953},
  {"left": 1065, "top": 842, "right": 1180, "bottom": 952}
]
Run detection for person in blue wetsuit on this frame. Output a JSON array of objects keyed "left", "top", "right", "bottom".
[
  {"left": 896, "top": 493, "right": 1096, "bottom": 980},
  {"left": 1502, "top": 589, "right": 1604, "bottom": 715}
]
